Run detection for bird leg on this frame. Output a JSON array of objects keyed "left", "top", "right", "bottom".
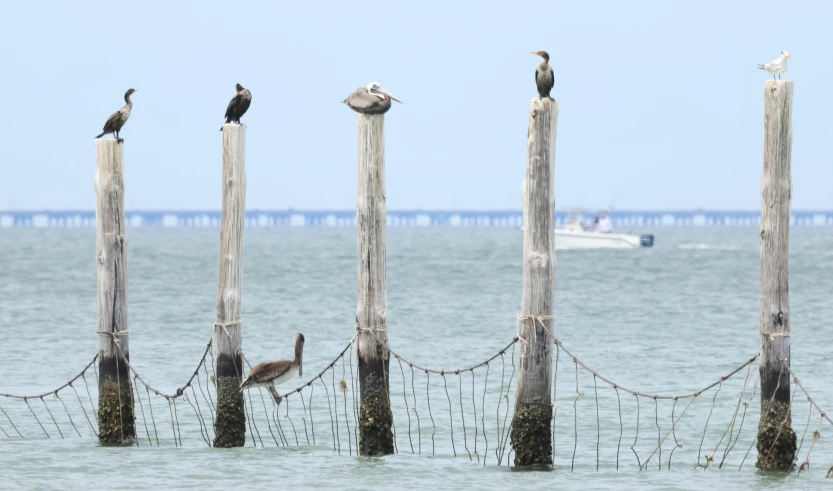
[
  {"left": 268, "top": 385, "right": 282, "bottom": 405},
  {"left": 116, "top": 130, "right": 124, "bottom": 144}
]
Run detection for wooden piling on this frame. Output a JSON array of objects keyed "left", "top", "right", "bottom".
[
  {"left": 510, "top": 97, "right": 559, "bottom": 466},
  {"left": 756, "top": 80, "right": 797, "bottom": 470},
  {"left": 213, "top": 124, "right": 247, "bottom": 448},
  {"left": 94, "top": 140, "right": 135, "bottom": 444},
  {"left": 355, "top": 113, "right": 394, "bottom": 456}
]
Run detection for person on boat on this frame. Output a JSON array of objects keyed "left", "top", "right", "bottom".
[{"left": 597, "top": 213, "right": 613, "bottom": 233}]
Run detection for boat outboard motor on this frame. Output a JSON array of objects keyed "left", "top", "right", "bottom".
[{"left": 639, "top": 234, "right": 654, "bottom": 247}]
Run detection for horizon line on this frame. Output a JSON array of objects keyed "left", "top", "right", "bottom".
[{"left": 3, "top": 208, "right": 833, "bottom": 213}]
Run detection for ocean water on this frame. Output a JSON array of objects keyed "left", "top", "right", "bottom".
[{"left": 1, "top": 226, "right": 832, "bottom": 490}]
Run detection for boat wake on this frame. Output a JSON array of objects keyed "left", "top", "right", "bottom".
[{"left": 678, "top": 243, "right": 744, "bottom": 251}]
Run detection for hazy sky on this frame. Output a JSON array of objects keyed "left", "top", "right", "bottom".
[{"left": 0, "top": 0, "right": 830, "bottom": 211}]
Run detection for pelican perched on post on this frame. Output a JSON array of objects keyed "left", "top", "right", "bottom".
[
  {"left": 95, "top": 88, "right": 137, "bottom": 144},
  {"left": 220, "top": 83, "right": 252, "bottom": 131},
  {"left": 531, "top": 51, "right": 554, "bottom": 99},
  {"left": 758, "top": 51, "right": 790, "bottom": 80},
  {"left": 240, "top": 333, "right": 304, "bottom": 403},
  {"left": 342, "top": 82, "right": 403, "bottom": 115}
]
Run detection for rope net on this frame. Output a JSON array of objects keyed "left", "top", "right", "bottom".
[{"left": 2, "top": 325, "right": 832, "bottom": 477}]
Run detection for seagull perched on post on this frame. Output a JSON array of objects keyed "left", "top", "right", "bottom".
[
  {"left": 758, "top": 51, "right": 790, "bottom": 80},
  {"left": 240, "top": 333, "right": 304, "bottom": 403}
]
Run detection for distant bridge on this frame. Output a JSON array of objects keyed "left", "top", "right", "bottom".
[{"left": 2, "top": 209, "right": 833, "bottom": 228}]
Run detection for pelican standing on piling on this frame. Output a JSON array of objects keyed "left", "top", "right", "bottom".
[
  {"left": 220, "top": 83, "right": 252, "bottom": 131},
  {"left": 95, "top": 89, "right": 137, "bottom": 144},
  {"left": 531, "top": 51, "right": 554, "bottom": 99},
  {"left": 240, "top": 333, "right": 304, "bottom": 402},
  {"left": 342, "top": 82, "right": 403, "bottom": 115},
  {"left": 758, "top": 51, "right": 791, "bottom": 80}
]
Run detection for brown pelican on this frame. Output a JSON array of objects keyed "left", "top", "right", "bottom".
[
  {"left": 220, "top": 83, "right": 252, "bottom": 131},
  {"left": 240, "top": 333, "right": 304, "bottom": 402},
  {"left": 342, "top": 82, "right": 402, "bottom": 114},
  {"left": 95, "top": 89, "right": 137, "bottom": 144},
  {"left": 531, "top": 51, "right": 554, "bottom": 99}
]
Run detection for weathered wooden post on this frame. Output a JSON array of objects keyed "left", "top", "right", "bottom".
[
  {"left": 94, "top": 140, "right": 135, "bottom": 443},
  {"left": 756, "top": 80, "right": 797, "bottom": 469},
  {"left": 213, "top": 124, "right": 247, "bottom": 447},
  {"left": 355, "top": 113, "right": 394, "bottom": 455},
  {"left": 510, "top": 97, "right": 558, "bottom": 466}
]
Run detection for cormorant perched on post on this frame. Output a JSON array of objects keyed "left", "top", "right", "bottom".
[
  {"left": 220, "top": 83, "right": 252, "bottom": 131},
  {"left": 531, "top": 51, "right": 554, "bottom": 99},
  {"left": 342, "top": 82, "right": 402, "bottom": 115},
  {"left": 95, "top": 89, "right": 137, "bottom": 144}
]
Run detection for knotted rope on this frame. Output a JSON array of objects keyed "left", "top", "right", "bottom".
[
  {"left": 515, "top": 313, "right": 555, "bottom": 344},
  {"left": 757, "top": 328, "right": 791, "bottom": 340}
]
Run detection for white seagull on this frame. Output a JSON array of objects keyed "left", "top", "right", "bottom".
[{"left": 758, "top": 51, "right": 790, "bottom": 80}]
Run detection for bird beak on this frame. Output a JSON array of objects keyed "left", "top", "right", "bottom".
[
  {"left": 381, "top": 89, "right": 403, "bottom": 104},
  {"left": 786, "top": 54, "right": 791, "bottom": 59}
]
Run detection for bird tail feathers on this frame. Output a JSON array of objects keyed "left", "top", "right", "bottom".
[
  {"left": 95, "top": 132, "right": 106, "bottom": 139},
  {"left": 757, "top": 64, "right": 765, "bottom": 70}
]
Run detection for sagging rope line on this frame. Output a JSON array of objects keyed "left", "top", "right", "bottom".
[
  {"left": 213, "top": 317, "right": 358, "bottom": 451},
  {"left": 517, "top": 312, "right": 761, "bottom": 401},
  {"left": 387, "top": 339, "right": 520, "bottom": 376},
  {"left": 6, "top": 315, "right": 825, "bottom": 463},
  {"left": 275, "top": 342, "right": 354, "bottom": 400},
  {"left": 359, "top": 314, "right": 764, "bottom": 453},
  {"left": 112, "top": 338, "right": 213, "bottom": 401},
  {"left": 783, "top": 361, "right": 833, "bottom": 428},
  {"left": 0, "top": 355, "right": 99, "bottom": 400}
]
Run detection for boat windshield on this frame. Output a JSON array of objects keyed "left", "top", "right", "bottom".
[{"left": 563, "top": 209, "right": 612, "bottom": 232}]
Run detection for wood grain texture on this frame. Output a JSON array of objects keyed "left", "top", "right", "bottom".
[
  {"left": 756, "top": 79, "right": 796, "bottom": 470},
  {"left": 510, "top": 98, "right": 558, "bottom": 466},
  {"left": 355, "top": 113, "right": 394, "bottom": 456},
  {"left": 355, "top": 113, "right": 388, "bottom": 361},
  {"left": 516, "top": 98, "right": 558, "bottom": 405},
  {"left": 95, "top": 140, "right": 129, "bottom": 359},
  {"left": 213, "top": 123, "right": 247, "bottom": 447},
  {"left": 759, "top": 80, "right": 793, "bottom": 406},
  {"left": 215, "top": 124, "right": 246, "bottom": 358},
  {"left": 94, "top": 139, "right": 135, "bottom": 442}
]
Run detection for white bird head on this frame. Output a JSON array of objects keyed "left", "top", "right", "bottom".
[
  {"left": 780, "top": 51, "right": 791, "bottom": 59},
  {"left": 366, "top": 82, "right": 403, "bottom": 104}
]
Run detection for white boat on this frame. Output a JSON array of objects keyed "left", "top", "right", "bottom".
[{"left": 521, "top": 208, "right": 654, "bottom": 250}]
